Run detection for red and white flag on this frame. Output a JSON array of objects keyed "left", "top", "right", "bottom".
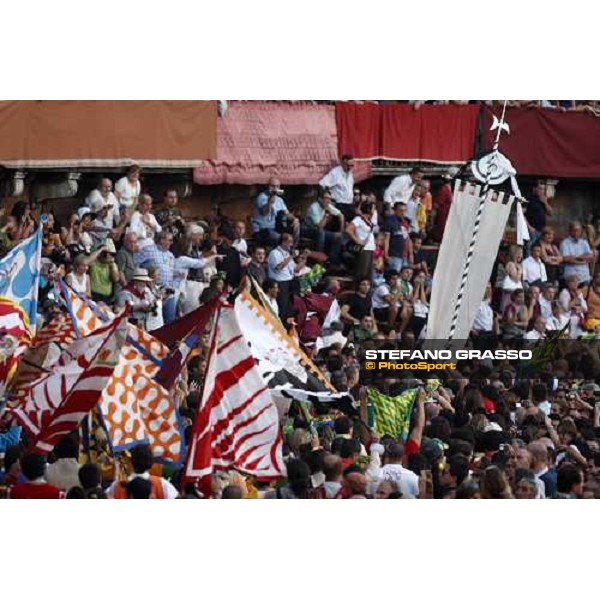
[
  {"left": 10, "top": 309, "right": 127, "bottom": 454},
  {"left": 184, "top": 302, "right": 285, "bottom": 495}
]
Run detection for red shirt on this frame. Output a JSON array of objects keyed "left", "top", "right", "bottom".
[{"left": 9, "top": 482, "right": 65, "bottom": 499}]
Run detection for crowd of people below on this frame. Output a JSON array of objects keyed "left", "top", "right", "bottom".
[{"left": 2, "top": 156, "right": 600, "bottom": 499}]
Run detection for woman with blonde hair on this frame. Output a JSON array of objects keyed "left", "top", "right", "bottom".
[
  {"left": 539, "top": 227, "right": 563, "bottom": 283},
  {"left": 501, "top": 244, "right": 523, "bottom": 312}
]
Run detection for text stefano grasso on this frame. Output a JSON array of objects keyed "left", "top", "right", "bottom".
[{"left": 364, "top": 350, "right": 532, "bottom": 361}]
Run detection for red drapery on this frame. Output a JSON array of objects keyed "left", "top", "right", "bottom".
[
  {"left": 193, "top": 102, "right": 371, "bottom": 185},
  {"left": 335, "top": 102, "right": 480, "bottom": 163},
  {"left": 482, "top": 106, "right": 600, "bottom": 179},
  {"left": 335, "top": 102, "right": 380, "bottom": 160}
]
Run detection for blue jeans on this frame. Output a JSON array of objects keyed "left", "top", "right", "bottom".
[
  {"left": 304, "top": 227, "right": 342, "bottom": 263},
  {"left": 162, "top": 294, "right": 177, "bottom": 324},
  {"left": 388, "top": 256, "right": 404, "bottom": 273}
]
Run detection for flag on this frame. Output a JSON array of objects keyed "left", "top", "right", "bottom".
[
  {"left": 234, "top": 291, "right": 352, "bottom": 414},
  {"left": 426, "top": 182, "right": 515, "bottom": 342},
  {"left": 0, "top": 229, "right": 42, "bottom": 395},
  {"left": 153, "top": 297, "right": 219, "bottom": 389},
  {"left": 57, "top": 281, "right": 185, "bottom": 464},
  {"left": 368, "top": 387, "right": 417, "bottom": 441},
  {"left": 9, "top": 311, "right": 78, "bottom": 397},
  {"left": 183, "top": 302, "right": 285, "bottom": 495},
  {"left": 150, "top": 296, "right": 221, "bottom": 350},
  {"left": 11, "top": 309, "right": 127, "bottom": 454}
]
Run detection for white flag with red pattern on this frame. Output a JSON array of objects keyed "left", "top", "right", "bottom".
[
  {"left": 183, "top": 302, "right": 285, "bottom": 495},
  {"left": 10, "top": 309, "right": 127, "bottom": 454}
]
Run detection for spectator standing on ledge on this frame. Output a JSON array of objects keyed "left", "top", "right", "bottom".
[
  {"left": 346, "top": 201, "right": 376, "bottom": 283},
  {"left": 383, "top": 167, "right": 423, "bottom": 214},
  {"left": 319, "top": 154, "right": 356, "bottom": 223},
  {"left": 267, "top": 233, "right": 301, "bottom": 322},
  {"left": 114, "top": 165, "right": 142, "bottom": 213},
  {"left": 156, "top": 188, "right": 186, "bottom": 243},
  {"left": 128, "top": 194, "right": 162, "bottom": 250},
  {"left": 560, "top": 221, "right": 594, "bottom": 285}
]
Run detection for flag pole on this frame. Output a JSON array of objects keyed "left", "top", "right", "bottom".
[{"left": 447, "top": 100, "right": 509, "bottom": 343}]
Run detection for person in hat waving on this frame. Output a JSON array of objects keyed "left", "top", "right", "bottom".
[{"left": 116, "top": 268, "right": 155, "bottom": 330}]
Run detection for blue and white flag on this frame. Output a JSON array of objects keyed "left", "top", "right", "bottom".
[{"left": 0, "top": 228, "right": 42, "bottom": 333}]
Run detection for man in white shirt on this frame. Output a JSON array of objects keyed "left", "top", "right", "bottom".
[
  {"left": 378, "top": 442, "right": 419, "bottom": 498},
  {"left": 128, "top": 193, "right": 162, "bottom": 249},
  {"left": 319, "top": 154, "right": 355, "bottom": 222},
  {"left": 86, "top": 177, "right": 120, "bottom": 227},
  {"left": 383, "top": 167, "right": 423, "bottom": 211},
  {"left": 372, "top": 270, "right": 400, "bottom": 326},
  {"left": 522, "top": 243, "right": 548, "bottom": 286},
  {"left": 560, "top": 221, "right": 594, "bottom": 284},
  {"left": 472, "top": 282, "right": 499, "bottom": 344},
  {"left": 538, "top": 284, "right": 556, "bottom": 325},
  {"left": 525, "top": 316, "right": 547, "bottom": 340}
]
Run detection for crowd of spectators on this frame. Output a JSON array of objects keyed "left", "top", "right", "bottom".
[{"left": 2, "top": 154, "right": 600, "bottom": 500}]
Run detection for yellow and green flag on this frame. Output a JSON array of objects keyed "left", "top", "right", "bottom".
[{"left": 368, "top": 380, "right": 440, "bottom": 440}]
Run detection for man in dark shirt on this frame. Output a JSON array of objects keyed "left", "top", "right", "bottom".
[
  {"left": 340, "top": 278, "right": 373, "bottom": 327},
  {"left": 383, "top": 202, "right": 412, "bottom": 273},
  {"left": 248, "top": 246, "right": 268, "bottom": 287},
  {"left": 156, "top": 188, "right": 186, "bottom": 242},
  {"left": 525, "top": 182, "right": 553, "bottom": 241},
  {"left": 216, "top": 227, "right": 242, "bottom": 290}
]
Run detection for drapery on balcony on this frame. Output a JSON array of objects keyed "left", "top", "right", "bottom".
[
  {"left": 0, "top": 101, "right": 217, "bottom": 169},
  {"left": 193, "top": 101, "right": 371, "bottom": 185}
]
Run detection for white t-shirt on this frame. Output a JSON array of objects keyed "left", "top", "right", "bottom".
[
  {"left": 65, "top": 272, "right": 89, "bottom": 295},
  {"left": 128, "top": 211, "right": 162, "bottom": 249},
  {"left": 351, "top": 216, "right": 375, "bottom": 251},
  {"left": 384, "top": 174, "right": 414, "bottom": 206},
  {"left": 522, "top": 256, "right": 547, "bottom": 284},
  {"left": 319, "top": 165, "right": 354, "bottom": 205},
  {"left": 115, "top": 176, "right": 141, "bottom": 209},
  {"left": 379, "top": 464, "right": 419, "bottom": 498},
  {"left": 372, "top": 283, "right": 394, "bottom": 309},
  {"left": 86, "top": 189, "right": 120, "bottom": 226}
]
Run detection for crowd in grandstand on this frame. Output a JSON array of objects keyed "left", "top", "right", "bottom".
[{"left": 2, "top": 153, "right": 600, "bottom": 500}]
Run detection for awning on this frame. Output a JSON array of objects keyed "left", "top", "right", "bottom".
[
  {"left": 0, "top": 101, "right": 217, "bottom": 169},
  {"left": 193, "top": 101, "right": 371, "bottom": 185}
]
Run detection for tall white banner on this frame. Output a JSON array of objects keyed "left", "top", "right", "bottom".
[{"left": 426, "top": 181, "right": 515, "bottom": 341}]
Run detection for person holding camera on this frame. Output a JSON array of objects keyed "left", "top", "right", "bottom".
[
  {"left": 136, "top": 231, "right": 177, "bottom": 323},
  {"left": 267, "top": 233, "right": 304, "bottom": 321},
  {"left": 88, "top": 241, "right": 121, "bottom": 303},
  {"left": 116, "top": 268, "right": 155, "bottom": 330},
  {"left": 252, "top": 177, "right": 298, "bottom": 246},
  {"left": 155, "top": 188, "right": 186, "bottom": 242},
  {"left": 303, "top": 189, "right": 344, "bottom": 264}
]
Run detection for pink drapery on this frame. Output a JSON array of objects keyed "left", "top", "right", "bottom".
[{"left": 194, "top": 102, "right": 372, "bottom": 185}]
